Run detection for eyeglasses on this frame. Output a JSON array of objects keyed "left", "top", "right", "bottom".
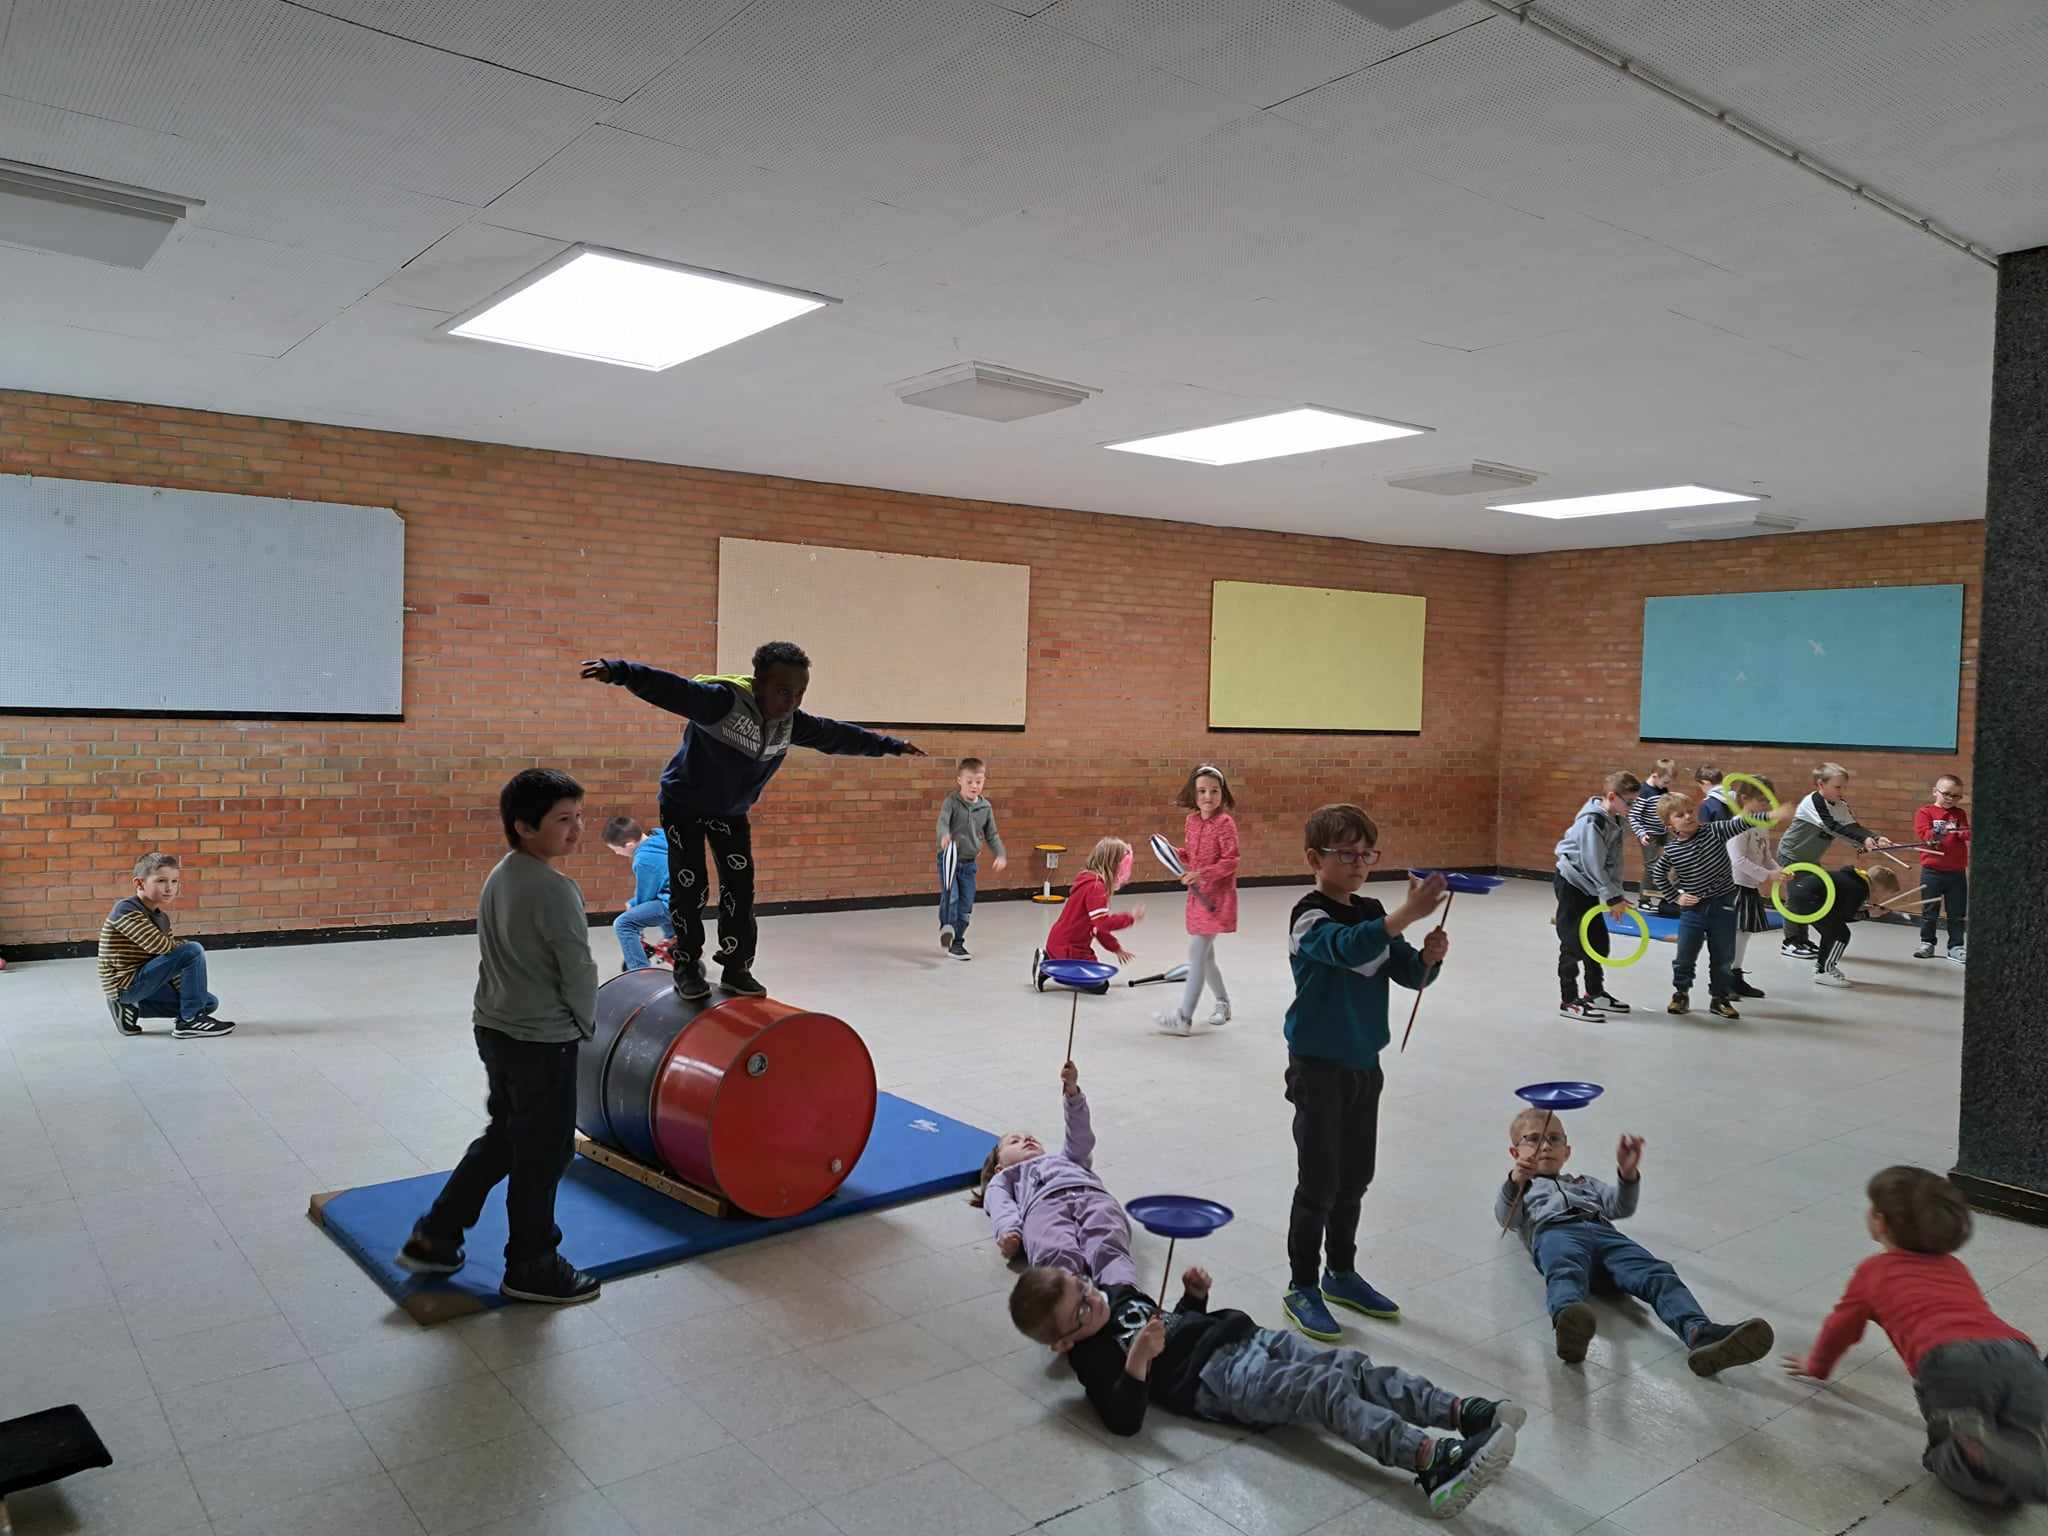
[
  {"left": 1516, "top": 1133, "right": 1568, "bottom": 1150},
  {"left": 1316, "top": 848, "right": 1383, "bottom": 866}
]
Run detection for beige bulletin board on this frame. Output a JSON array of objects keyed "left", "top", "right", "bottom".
[
  {"left": 1209, "top": 580, "right": 1426, "bottom": 731},
  {"left": 716, "top": 538, "right": 1030, "bottom": 726}
]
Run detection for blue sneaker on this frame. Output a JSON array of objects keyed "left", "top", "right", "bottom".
[
  {"left": 1322, "top": 1269, "right": 1400, "bottom": 1320},
  {"left": 1282, "top": 1287, "right": 1342, "bottom": 1342}
]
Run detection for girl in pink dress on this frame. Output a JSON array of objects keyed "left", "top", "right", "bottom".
[{"left": 1156, "top": 765, "right": 1240, "bottom": 1036}]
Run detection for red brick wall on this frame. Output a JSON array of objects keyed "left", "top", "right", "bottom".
[
  {"left": 1499, "top": 523, "right": 1984, "bottom": 875},
  {"left": 0, "top": 391, "right": 1508, "bottom": 946}
]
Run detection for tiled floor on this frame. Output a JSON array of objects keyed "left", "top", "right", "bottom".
[{"left": 4, "top": 880, "right": 2044, "bottom": 1535}]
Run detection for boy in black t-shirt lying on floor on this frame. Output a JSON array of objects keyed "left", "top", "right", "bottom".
[{"left": 1008, "top": 1264, "right": 1520, "bottom": 1521}]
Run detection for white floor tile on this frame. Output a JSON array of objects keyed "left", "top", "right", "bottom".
[
  {"left": 819, "top": 1458, "right": 1031, "bottom": 1536},
  {"left": 387, "top": 1424, "right": 594, "bottom": 1534}
]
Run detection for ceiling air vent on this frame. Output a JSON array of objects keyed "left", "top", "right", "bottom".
[
  {"left": 895, "top": 362, "right": 1099, "bottom": 422},
  {"left": 1666, "top": 510, "right": 1803, "bottom": 536},
  {"left": 1386, "top": 461, "right": 1541, "bottom": 496},
  {"left": 0, "top": 158, "right": 202, "bottom": 269}
]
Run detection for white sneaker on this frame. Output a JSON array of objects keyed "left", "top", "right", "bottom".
[
  {"left": 1153, "top": 1009, "right": 1194, "bottom": 1037},
  {"left": 1814, "top": 969, "right": 1852, "bottom": 988},
  {"left": 1948, "top": 946, "right": 1966, "bottom": 964},
  {"left": 1206, "top": 1001, "right": 1232, "bottom": 1027},
  {"left": 1913, "top": 942, "right": 1937, "bottom": 959}
]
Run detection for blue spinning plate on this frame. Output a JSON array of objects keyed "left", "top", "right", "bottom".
[
  {"left": 1126, "top": 1195, "right": 1234, "bottom": 1239},
  {"left": 1515, "top": 1081, "right": 1604, "bottom": 1111},
  {"left": 1409, "top": 869, "right": 1506, "bottom": 894},
  {"left": 1040, "top": 959, "right": 1119, "bottom": 990}
]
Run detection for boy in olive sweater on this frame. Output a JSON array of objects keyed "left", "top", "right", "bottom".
[{"left": 398, "top": 769, "right": 603, "bottom": 1306}]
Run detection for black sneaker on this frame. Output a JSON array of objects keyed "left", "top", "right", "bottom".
[
  {"left": 1558, "top": 997, "right": 1604, "bottom": 1021},
  {"left": 172, "top": 1013, "right": 236, "bottom": 1039},
  {"left": 500, "top": 1254, "right": 601, "bottom": 1305},
  {"left": 1688, "top": 1317, "right": 1773, "bottom": 1375},
  {"left": 1709, "top": 997, "right": 1741, "bottom": 1021},
  {"left": 675, "top": 964, "right": 711, "bottom": 1002},
  {"left": 1666, "top": 991, "right": 1689, "bottom": 1015},
  {"left": 1416, "top": 1422, "right": 1516, "bottom": 1519},
  {"left": 949, "top": 942, "right": 972, "bottom": 961},
  {"left": 719, "top": 967, "right": 767, "bottom": 998},
  {"left": 1587, "top": 992, "right": 1631, "bottom": 1014},
  {"left": 1456, "top": 1396, "right": 1529, "bottom": 1437},
  {"left": 1554, "top": 1301, "right": 1597, "bottom": 1363},
  {"left": 1729, "top": 971, "right": 1765, "bottom": 999},
  {"left": 394, "top": 1223, "right": 465, "bottom": 1276},
  {"left": 108, "top": 998, "right": 141, "bottom": 1036},
  {"left": 1781, "top": 940, "right": 1819, "bottom": 960}
]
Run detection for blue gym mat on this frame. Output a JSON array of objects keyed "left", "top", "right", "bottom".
[
  {"left": 309, "top": 1092, "right": 994, "bottom": 1321},
  {"left": 1607, "top": 910, "right": 1783, "bottom": 943}
]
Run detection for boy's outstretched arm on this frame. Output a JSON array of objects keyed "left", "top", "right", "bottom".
[
  {"left": 580, "top": 659, "right": 737, "bottom": 724},
  {"left": 789, "top": 710, "right": 923, "bottom": 757}
]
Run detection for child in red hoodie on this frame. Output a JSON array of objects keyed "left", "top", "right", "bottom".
[
  {"left": 1037, "top": 838, "right": 1145, "bottom": 993},
  {"left": 1914, "top": 775, "right": 1970, "bottom": 963},
  {"left": 1785, "top": 1166, "right": 2046, "bottom": 1508}
]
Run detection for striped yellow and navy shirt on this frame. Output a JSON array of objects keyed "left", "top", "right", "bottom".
[{"left": 97, "top": 897, "right": 180, "bottom": 998}]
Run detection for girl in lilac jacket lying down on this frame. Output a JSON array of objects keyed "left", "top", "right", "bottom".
[{"left": 972, "top": 1063, "right": 1137, "bottom": 1288}]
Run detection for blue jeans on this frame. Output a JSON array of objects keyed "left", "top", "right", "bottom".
[
  {"left": 1672, "top": 892, "right": 1736, "bottom": 997},
  {"left": 1533, "top": 1222, "right": 1708, "bottom": 1343},
  {"left": 613, "top": 900, "right": 674, "bottom": 970},
  {"left": 938, "top": 854, "right": 978, "bottom": 939},
  {"left": 118, "top": 942, "right": 217, "bottom": 1021},
  {"left": 1195, "top": 1326, "right": 1455, "bottom": 1470}
]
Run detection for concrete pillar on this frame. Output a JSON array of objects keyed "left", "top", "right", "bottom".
[{"left": 1952, "top": 244, "right": 2048, "bottom": 1223}]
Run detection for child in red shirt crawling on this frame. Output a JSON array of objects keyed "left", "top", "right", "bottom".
[
  {"left": 1035, "top": 838, "right": 1146, "bottom": 994},
  {"left": 1786, "top": 1166, "right": 2047, "bottom": 1508},
  {"left": 1914, "top": 774, "right": 1971, "bottom": 963}
]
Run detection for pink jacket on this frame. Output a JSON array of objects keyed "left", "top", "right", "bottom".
[{"left": 1178, "top": 811, "right": 1240, "bottom": 936}]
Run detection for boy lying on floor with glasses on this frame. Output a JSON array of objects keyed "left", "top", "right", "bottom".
[{"left": 1497, "top": 1107, "right": 1775, "bottom": 1375}]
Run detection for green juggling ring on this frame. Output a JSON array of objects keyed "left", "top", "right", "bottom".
[
  {"left": 1581, "top": 902, "right": 1649, "bottom": 968},
  {"left": 1721, "top": 772, "right": 1780, "bottom": 828},
  {"left": 1773, "top": 862, "right": 1836, "bottom": 924}
]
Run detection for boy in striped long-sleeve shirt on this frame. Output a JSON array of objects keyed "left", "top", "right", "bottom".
[
  {"left": 96, "top": 852, "right": 234, "bottom": 1039},
  {"left": 1627, "top": 759, "right": 1677, "bottom": 911},
  {"left": 1655, "top": 792, "right": 1795, "bottom": 1019}
]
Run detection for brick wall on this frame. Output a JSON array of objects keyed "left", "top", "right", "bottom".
[
  {"left": 1498, "top": 522, "right": 1984, "bottom": 875},
  {"left": 0, "top": 391, "right": 1508, "bottom": 946}
]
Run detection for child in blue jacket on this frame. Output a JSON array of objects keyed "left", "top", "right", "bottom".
[
  {"left": 582, "top": 642, "right": 924, "bottom": 998},
  {"left": 1280, "top": 803, "right": 1447, "bottom": 1343},
  {"left": 601, "top": 817, "right": 673, "bottom": 972}
]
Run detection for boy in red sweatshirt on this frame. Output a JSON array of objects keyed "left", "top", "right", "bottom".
[
  {"left": 1785, "top": 1166, "right": 2047, "bottom": 1508},
  {"left": 1914, "top": 775, "right": 1970, "bottom": 963}
]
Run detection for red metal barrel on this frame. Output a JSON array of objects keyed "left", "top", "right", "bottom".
[{"left": 579, "top": 971, "right": 877, "bottom": 1218}]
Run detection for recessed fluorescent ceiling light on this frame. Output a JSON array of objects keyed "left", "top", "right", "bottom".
[
  {"left": 1488, "top": 484, "right": 1762, "bottom": 519},
  {"left": 1105, "top": 406, "right": 1430, "bottom": 466},
  {"left": 443, "top": 244, "right": 836, "bottom": 371}
]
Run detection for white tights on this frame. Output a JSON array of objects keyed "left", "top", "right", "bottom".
[{"left": 1178, "top": 934, "right": 1230, "bottom": 1020}]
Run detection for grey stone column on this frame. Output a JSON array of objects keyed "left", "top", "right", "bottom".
[{"left": 1953, "top": 244, "right": 2048, "bottom": 1223}]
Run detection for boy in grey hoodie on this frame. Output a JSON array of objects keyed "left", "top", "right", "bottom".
[
  {"left": 1551, "top": 772, "right": 1640, "bottom": 1022},
  {"left": 1497, "top": 1106, "right": 1774, "bottom": 1376}
]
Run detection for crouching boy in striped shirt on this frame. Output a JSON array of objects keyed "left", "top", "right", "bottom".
[
  {"left": 1654, "top": 792, "right": 1795, "bottom": 1019},
  {"left": 97, "top": 852, "right": 235, "bottom": 1039}
]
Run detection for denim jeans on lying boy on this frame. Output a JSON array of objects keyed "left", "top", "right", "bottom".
[{"left": 1498, "top": 1107, "right": 1773, "bottom": 1375}]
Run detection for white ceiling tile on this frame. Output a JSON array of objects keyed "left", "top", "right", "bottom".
[{"left": 284, "top": 0, "right": 757, "bottom": 100}]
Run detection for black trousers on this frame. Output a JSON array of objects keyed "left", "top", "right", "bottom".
[
  {"left": 1286, "top": 1057, "right": 1383, "bottom": 1291},
  {"left": 425, "top": 1026, "right": 579, "bottom": 1266},
  {"left": 1554, "top": 876, "right": 1609, "bottom": 1003},
  {"left": 1919, "top": 869, "right": 1967, "bottom": 946},
  {"left": 663, "top": 813, "right": 757, "bottom": 972}
]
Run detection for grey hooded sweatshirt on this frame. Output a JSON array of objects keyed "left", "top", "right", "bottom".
[
  {"left": 1496, "top": 1168, "right": 1641, "bottom": 1250},
  {"left": 1554, "top": 796, "right": 1627, "bottom": 905}
]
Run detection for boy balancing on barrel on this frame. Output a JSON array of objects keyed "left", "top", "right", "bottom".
[
  {"left": 583, "top": 642, "right": 924, "bottom": 1000},
  {"left": 396, "top": 769, "right": 601, "bottom": 1305}
]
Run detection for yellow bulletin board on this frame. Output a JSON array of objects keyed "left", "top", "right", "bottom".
[
  {"left": 1208, "top": 581, "right": 1426, "bottom": 732},
  {"left": 716, "top": 538, "right": 1030, "bottom": 727}
]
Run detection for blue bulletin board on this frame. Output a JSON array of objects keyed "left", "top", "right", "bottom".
[{"left": 1638, "top": 585, "right": 1963, "bottom": 751}]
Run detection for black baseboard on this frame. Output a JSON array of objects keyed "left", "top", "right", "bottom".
[
  {"left": 1, "top": 867, "right": 1501, "bottom": 962},
  {"left": 1950, "top": 1168, "right": 2048, "bottom": 1227}
]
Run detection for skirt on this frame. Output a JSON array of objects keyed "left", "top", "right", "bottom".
[{"left": 1734, "top": 884, "right": 1772, "bottom": 934}]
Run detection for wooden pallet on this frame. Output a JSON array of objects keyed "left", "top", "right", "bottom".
[{"left": 574, "top": 1133, "right": 730, "bottom": 1219}]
